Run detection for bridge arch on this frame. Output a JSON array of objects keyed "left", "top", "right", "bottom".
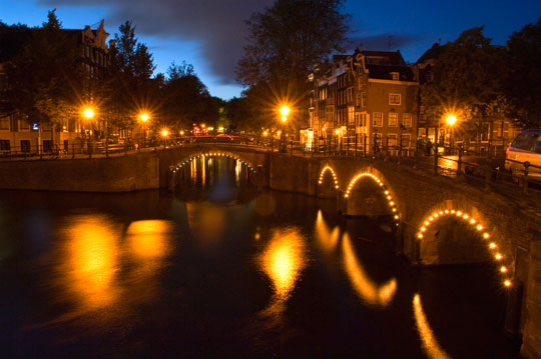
[
  {"left": 342, "top": 168, "right": 400, "bottom": 226},
  {"left": 415, "top": 201, "right": 513, "bottom": 288},
  {"left": 170, "top": 151, "right": 258, "bottom": 175},
  {"left": 317, "top": 166, "right": 340, "bottom": 198}
]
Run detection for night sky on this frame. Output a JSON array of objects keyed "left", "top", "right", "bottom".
[{"left": 1, "top": 0, "right": 540, "bottom": 99}]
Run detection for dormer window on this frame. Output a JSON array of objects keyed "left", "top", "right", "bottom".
[{"left": 390, "top": 72, "right": 399, "bottom": 81}]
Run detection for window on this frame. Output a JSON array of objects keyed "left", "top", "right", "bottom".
[
  {"left": 20, "top": 140, "right": 30, "bottom": 153},
  {"left": 43, "top": 140, "right": 52, "bottom": 153},
  {"left": 389, "top": 93, "right": 401, "bottom": 105},
  {"left": 387, "top": 134, "right": 398, "bottom": 148},
  {"left": 512, "top": 132, "right": 539, "bottom": 150},
  {"left": 0, "top": 140, "right": 10, "bottom": 150},
  {"left": 19, "top": 119, "right": 29, "bottom": 130},
  {"left": 403, "top": 113, "right": 412, "bottom": 127},
  {"left": 0, "top": 115, "right": 9, "bottom": 130},
  {"left": 361, "top": 92, "right": 367, "bottom": 107},
  {"left": 390, "top": 72, "right": 399, "bottom": 81},
  {"left": 373, "top": 112, "right": 383, "bottom": 127},
  {"left": 401, "top": 134, "right": 412, "bottom": 148},
  {"left": 388, "top": 113, "right": 398, "bottom": 127}
]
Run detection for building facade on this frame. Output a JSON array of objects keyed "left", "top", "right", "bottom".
[
  {"left": 310, "top": 50, "right": 419, "bottom": 154},
  {"left": 413, "top": 43, "right": 520, "bottom": 155},
  {"left": 0, "top": 20, "right": 111, "bottom": 154}
]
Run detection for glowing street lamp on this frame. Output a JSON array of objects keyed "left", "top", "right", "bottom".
[
  {"left": 444, "top": 113, "right": 458, "bottom": 151},
  {"left": 140, "top": 113, "right": 149, "bottom": 122},
  {"left": 83, "top": 108, "right": 95, "bottom": 119},
  {"left": 82, "top": 107, "right": 96, "bottom": 158},
  {"left": 161, "top": 129, "right": 169, "bottom": 148},
  {"left": 445, "top": 114, "right": 457, "bottom": 126},
  {"left": 278, "top": 105, "right": 290, "bottom": 152}
]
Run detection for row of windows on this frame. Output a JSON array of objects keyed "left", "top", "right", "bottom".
[
  {"left": 372, "top": 113, "right": 412, "bottom": 127},
  {"left": 317, "top": 90, "right": 402, "bottom": 107}
]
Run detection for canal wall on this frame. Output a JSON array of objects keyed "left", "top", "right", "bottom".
[{"left": 0, "top": 152, "right": 159, "bottom": 192}]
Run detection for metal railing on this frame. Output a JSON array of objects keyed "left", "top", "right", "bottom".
[{"left": 1, "top": 133, "right": 539, "bottom": 202}]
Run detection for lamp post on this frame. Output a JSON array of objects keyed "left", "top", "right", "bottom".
[
  {"left": 161, "top": 129, "right": 169, "bottom": 149},
  {"left": 139, "top": 112, "right": 150, "bottom": 147},
  {"left": 83, "top": 107, "right": 95, "bottom": 158},
  {"left": 279, "top": 105, "right": 290, "bottom": 152},
  {"left": 445, "top": 114, "right": 458, "bottom": 154}
]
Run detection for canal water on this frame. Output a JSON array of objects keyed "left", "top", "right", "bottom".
[{"left": 0, "top": 157, "right": 520, "bottom": 358}]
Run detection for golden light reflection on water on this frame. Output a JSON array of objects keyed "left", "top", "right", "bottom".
[
  {"left": 342, "top": 233, "right": 397, "bottom": 307},
  {"left": 413, "top": 294, "right": 451, "bottom": 359},
  {"left": 259, "top": 227, "right": 307, "bottom": 320},
  {"left": 315, "top": 210, "right": 339, "bottom": 252},
  {"left": 127, "top": 220, "right": 172, "bottom": 260},
  {"left": 62, "top": 215, "right": 121, "bottom": 310}
]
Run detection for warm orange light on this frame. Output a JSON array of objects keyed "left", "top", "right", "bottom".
[
  {"left": 335, "top": 129, "right": 340, "bottom": 135},
  {"left": 281, "top": 116, "right": 287, "bottom": 123},
  {"left": 445, "top": 114, "right": 457, "bottom": 126},
  {"left": 83, "top": 108, "right": 95, "bottom": 119},
  {"left": 500, "top": 266, "right": 507, "bottom": 273},
  {"left": 140, "top": 113, "right": 149, "bottom": 122},
  {"left": 504, "top": 280, "right": 512, "bottom": 287},
  {"left": 180, "top": 130, "right": 185, "bottom": 136},
  {"left": 263, "top": 131, "right": 268, "bottom": 136},
  {"left": 161, "top": 129, "right": 169, "bottom": 137},
  {"left": 279, "top": 106, "right": 290, "bottom": 116}
]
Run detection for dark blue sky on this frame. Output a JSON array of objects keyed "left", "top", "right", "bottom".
[{"left": 1, "top": 0, "right": 540, "bottom": 99}]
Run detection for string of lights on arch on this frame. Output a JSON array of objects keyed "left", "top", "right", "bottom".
[
  {"left": 170, "top": 152, "right": 257, "bottom": 174},
  {"left": 318, "top": 166, "right": 339, "bottom": 189},
  {"left": 344, "top": 172, "right": 400, "bottom": 226},
  {"left": 416, "top": 209, "right": 512, "bottom": 287}
]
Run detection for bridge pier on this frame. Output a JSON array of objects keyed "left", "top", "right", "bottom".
[{"left": 521, "top": 240, "right": 541, "bottom": 358}]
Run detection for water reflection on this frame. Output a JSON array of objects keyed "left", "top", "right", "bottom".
[
  {"left": 60, "top": 215, "right": 121, "bottom": 310},
  {"left": 413, "top": 293, "right": 451, "bottom": 359},
  {"left": 314, "top": 210, "right": 339, "bottom": 252},
  {"left": 342, "top": 233, "right": 397, "bottom": 307},
  {"left": 127, "top": 220, "right": 172, "bottom": 262},
  {"left": 259, "top": 227, "right": 307, "bottom": 319}
]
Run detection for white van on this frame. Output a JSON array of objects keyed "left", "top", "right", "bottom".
[{"left": 505, "top": 129, "right": 541, "bottom": 181}]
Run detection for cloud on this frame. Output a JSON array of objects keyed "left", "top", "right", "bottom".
[
  {"left": 348, "top": 33, "right": 426, "bottom": 52},
  {"left": 39, "top": 0, "right": 274, "bottom": 84}
]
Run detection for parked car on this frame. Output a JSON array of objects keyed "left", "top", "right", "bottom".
[{"left": 504, "top": 129, "right": 541, "bottom": 182}]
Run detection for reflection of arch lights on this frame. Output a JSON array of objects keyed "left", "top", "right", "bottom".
[
  {"left": 342, "top": 233, "right": 397, "bottom": 307},
  {"left": 344, "top": 172, "right": 400, "bottom": 225},
  {"left": 171, "top": 153, "right": 257, "bottom": 174},
  {"left": 318, "top": 166, "right": 339, "bottom": 190},
  {"left": 416, "top": 209, "right": 512, "bottom": 287},
  {"left": 413, "top": 293, "right": 451, "bottom": 359}
]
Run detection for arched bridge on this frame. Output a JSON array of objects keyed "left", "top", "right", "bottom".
[{"left": 157, "top": 143, "right": 541, "bottom": 357}]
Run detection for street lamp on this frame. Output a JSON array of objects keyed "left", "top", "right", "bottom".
[
  {"left": 279, "top": 105, "right": 290, "bottom": 152},
  {"left": 139, "top": 112, "right": 150, "bottom": 147},
  {"left": 161, "top": 129, "right": 169, "bottom": 148},
  {"left": 83, "top": 107, "right": 95, "bottom": 158},
  {"left": 445, "top": 113, "right": 458, "bottom": 152}
]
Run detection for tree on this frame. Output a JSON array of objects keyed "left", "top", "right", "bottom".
[
  {"left": 237, "top": 0, "right": 349, "bottom": 129},
  {"left": 421, "top": 27, "right": 507, "bottom": 144},
  {"left": 505, "top": 17, "right": 541, "bottom": 128},
  {"left": 5, "top": 10, "right": 83, "bottom": 142},
  {"left": 106, "top": 21, "right": 156, "bottom": 131},
  {"left": 159, "top": 63, "right": 219, "bottom": 130}
]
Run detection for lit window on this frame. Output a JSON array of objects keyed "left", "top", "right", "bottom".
[
  {"left": 403, "top": 113, "right": 412, "bottom": 127},
  {"left": 388, "top": 113, "right": 398, "bottom": 127},
  {"left": 389, "top": 93, "right": 401, "bottom": 105},
  {"left": 373, "top": 112, "right": 383, "bottom": 127}
]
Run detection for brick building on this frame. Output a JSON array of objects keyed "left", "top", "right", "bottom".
[
  {"left": 310, "top": 49, "right": 419, "bottom": 154},
  {"left": 0, "top": 20, "right": 111, "bottom": 154}
]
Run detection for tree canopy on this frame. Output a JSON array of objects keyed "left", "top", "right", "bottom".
[
  {"left": 236, "top": 0, "right": 349, "bottom": 129},
  {"left": 505, "top": 17, "right": 541, "bottom": 128}
]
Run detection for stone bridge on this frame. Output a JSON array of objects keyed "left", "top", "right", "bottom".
[
  {"left": 159, "top": 144, "right": 541, "bottom": 358},
  {"left": 1, "top": 143, "right": 540, "bottom": 357}
]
